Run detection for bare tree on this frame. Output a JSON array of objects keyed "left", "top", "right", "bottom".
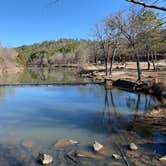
[
  {"left": 92, "top": 23, "right": 111, "bottom": 77},
  {"left": 75, "top": 43, "right": 90, "bottom": 68},
  {"left": 107, "top": 8, "right": 144, "bottom": 81},
  {"left": 0, "top": 46, "right": 18, "bottom": 73},
  {"left": 105, "top": 16, "right": 121, "bottom": 77}
]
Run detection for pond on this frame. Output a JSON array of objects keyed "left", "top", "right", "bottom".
[
  {"left": 0, "top": 68, "right": 90, "bottom": 84},
  {"left": 0, "top": 85, "right": 165, "bottom": 166}
]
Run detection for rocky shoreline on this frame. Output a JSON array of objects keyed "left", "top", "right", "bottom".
[{"left": 1, "top": 133, "right": 165, "bottom": 166}]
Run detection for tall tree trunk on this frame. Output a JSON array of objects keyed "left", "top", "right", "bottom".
[
  {"left": 94, "top": 55, "right": 97, "bottom": 64},
  {"left": 151, "top": 52, "right": 156, "bottom": 71},
  {"left": 109, "top": 48, "right": 117, "bottom": 77},
  {"left": 134, "top": 50, "right": 141, "bottom": 81},
  {"left": 106, "top": 53, "right": 109, "bottom": 77},
  {"left": 147, "top": 51, "right": 150, "bottom": 70},
  {"left": 154, "top": 51, "right": 158, "bottom": 71}
]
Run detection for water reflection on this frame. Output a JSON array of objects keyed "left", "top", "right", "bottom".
[
  {"left": 0, "top": 68, "right": 89, "bottom": 84},
  {"left": 0, "top": 85, "right": 161, "bottom": 165},
  {"left": 0, "top": 86, "right": 158, "bottom": 144},
  {"left": 96, "top": 88, "right": 158, "bottom": 134}
]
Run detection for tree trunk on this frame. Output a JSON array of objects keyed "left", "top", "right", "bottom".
[
  {"left": 154, "top": 51, "right": 158, "bottom": 71},
  {"left": 147, "top": 51, "right": 150, "bottom": 70},
  {"left": 134, "top": 50, "right": 141, "bottom": 81},
  {"left": 94, "top": 55, "right": 97, "bottom": 64},
  {"left": 106, "top": 53, "right": 109, "bottom": 77},
  {"left": 151, "top": 52, "right": 156, "bottom": 71},
  {"left": 109, "top": 48, "right": 117, "bottom": 77}
]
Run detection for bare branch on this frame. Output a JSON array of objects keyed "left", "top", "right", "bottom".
[{"left": 126, "top": 0, "right": 166, "bottom": 11}]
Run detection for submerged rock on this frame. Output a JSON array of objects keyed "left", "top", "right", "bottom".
[
  {"left": 126, "top": 150, "right": 139, "bottom": 158},
  {"left": 22, "top": 140, "right": 33, "bottom": 149},
  {"left": 37, "top": 153, "right": 53, "bottom": 165},
  {"left": 159, "top": 155, "right": 166, "bottom": 161},
  {"left": 69, "top": 139, "right": 78, "bottom": 144},
  {"left": 76, "top": 150, "right": 98, "bottom": 159},
  {"left": 54, "top": 139, "right": 78, "bottom": 148},
  {"left": 112, "top": 154, "right": 121, "bottom": 160},
  {"left": 93, "top": 141, "right": 103, "bottom": 152},
  {"left": 129, "top": 143, "right": 138, "bottom": 151}
]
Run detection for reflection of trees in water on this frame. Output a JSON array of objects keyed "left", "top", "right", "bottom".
[
  {"left": 0, "top": 73, "right": 20, "bottom": 84},
  {"left": 99, "top": 89, "right": 156, "bottom": 133},
  {"left": 0, "top": 87, "right": 16, "bottom": 102},
  {"left": 78, "top": 85, "right": 104, "bottom": 99},
  {"left": 0, "top": 88, "right": 5, "bottom": 101},
  {"left": 100, "top": 90, "right": 122, "bottom": 133},
  {"left": 24, "top": 68, "right": 84, "bottom": 82}
]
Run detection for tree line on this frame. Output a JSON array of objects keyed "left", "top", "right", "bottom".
[
  {"left": 15, "top": 7, "right": 165, "bottom": 81},
  {"left": 91, "top": 7, "right": 166, "bottom": 81}
]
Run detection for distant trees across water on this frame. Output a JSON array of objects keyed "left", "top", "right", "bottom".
[{"left": 15, "top": 8, "right": 165, "bottom": 81}]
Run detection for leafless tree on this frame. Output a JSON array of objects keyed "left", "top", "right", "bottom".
[
  {"left": 92, "top": 23, "right": 111, "bottom": 77},
  {"left": 107, "top": 7, "right": 144, "bottom": 81},
  {"left": 0, "top": 46, "right": 18, "bottom": 73},
  {"left": 75, "top": 43, "right": 90, "bottom": 68}
]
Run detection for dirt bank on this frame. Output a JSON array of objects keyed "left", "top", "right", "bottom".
[{"left": 81, "top": 60, "right": 166, "bottom": 83}]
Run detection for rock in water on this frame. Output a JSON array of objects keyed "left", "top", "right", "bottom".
[
  {"left": 159, "top": 156, "right": 166, "bottom": 161},
  {"left": 76, "top": 151, "right": 97, "bottom": 159},
  {"left": 53, "top": 139, "right": 78, "bottom": 148},
  {"left": 129, "top": 143, "right": 138, "bottom": 151},
  {"left": 69, "top": 139, "right": 78, "bottom": 144},
  {"left": 93, "top": 141, "right": 103, "bottom": 152},
  {"left": 22, "top": 140, "right": 33, "bottom": 149},
  {"left": 37, "top": 153, "right": 53, "bottom": 165},
  {"left": 112, "top": 154, "right": 121, "bottom": 160}
]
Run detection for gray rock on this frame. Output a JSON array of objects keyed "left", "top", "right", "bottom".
[
  {"left": 112, "top": 154, "right": 121, "bottom": 160},
  {"left": 129, "top": 143, "right": 138, "bottom": 151},
  {"left": 93, "top": 141, "right": 103, "bottom": 152},
  {"left": 37, "top": 153, "right": 53, "bottom": 165},
  {"left": 159, "top": 155, "right": 166, "bottom": 161}
]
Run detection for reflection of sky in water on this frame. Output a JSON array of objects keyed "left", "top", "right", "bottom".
[{"left": 0, "top": 86, "right": 158, "bottom": 146}]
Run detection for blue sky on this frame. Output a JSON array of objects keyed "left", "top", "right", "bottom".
[{"left": 0, "top": 0, "right": 128, "bottom": 47}]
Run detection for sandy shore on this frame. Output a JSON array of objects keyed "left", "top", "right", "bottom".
[{"left": 82, "top": 60, "right": 166, "bottom": 83}]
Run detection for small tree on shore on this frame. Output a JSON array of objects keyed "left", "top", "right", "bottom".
[{"left": 92, "top": 23, "right": 111, "bottom": 77}]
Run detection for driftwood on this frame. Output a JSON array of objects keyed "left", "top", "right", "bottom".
[
  {"left": 114, "top": 143, "right": 130, "bottom": 166},
  {"left": 66, "top": 151, "right": 77, "bottom": 163}
]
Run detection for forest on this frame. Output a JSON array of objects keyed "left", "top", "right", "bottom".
[{"left": 14, "top": 8, "right": 166, "bottom": 81}]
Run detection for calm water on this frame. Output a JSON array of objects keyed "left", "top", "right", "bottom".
[
  {"left": 0, "top": 85, "right": 164, "bottom": 166},
  {"left": 0, "top": 68, "right": 89, "bottom": 84}
]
